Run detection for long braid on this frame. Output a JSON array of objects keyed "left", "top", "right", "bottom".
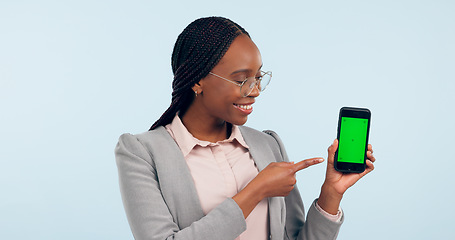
[{"left": 149, "top": 17, "right": 249, "bottom": 130}]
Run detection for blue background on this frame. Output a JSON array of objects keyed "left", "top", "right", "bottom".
[{"left": 1, "top": 0, "right": 454, "bottom": 239}]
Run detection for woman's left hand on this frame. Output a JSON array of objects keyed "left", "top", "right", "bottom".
[{"left": 317, "top": 139, "right": 376, "bottom": 214}]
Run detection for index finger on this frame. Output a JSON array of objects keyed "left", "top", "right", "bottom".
[{"left": 293, "top": 158, "right": 324, "bottom": 173}]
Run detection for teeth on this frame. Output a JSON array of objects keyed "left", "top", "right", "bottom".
[{"left": 235, "top": 104, "right": 252, "bottom": 110}]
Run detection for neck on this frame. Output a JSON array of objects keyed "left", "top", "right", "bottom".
[{"left": 181, "top": 107, "right": 229, "bottom": 143}]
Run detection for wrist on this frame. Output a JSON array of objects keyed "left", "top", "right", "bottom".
[
  {"left": 247, "top": 177, "right": 267, "bottom": 201},
  {"left": 317, "top": 183, "right": 343, "bottom": 215},
  {"left": 320, "top": 182, "right": 343, "bottom": 199},
  {"left": 233, "top": 178, "right": 265, "bottom": 219}
]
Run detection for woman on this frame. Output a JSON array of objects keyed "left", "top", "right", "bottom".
[{"left": 115, "top": 16, "right": 375, "bottom": 240}]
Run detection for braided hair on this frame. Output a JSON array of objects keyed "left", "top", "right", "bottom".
[{"left": 149, "top": 17, "right": 250, "bottom": 130}]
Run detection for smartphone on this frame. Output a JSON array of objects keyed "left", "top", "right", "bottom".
[{"left": 334, "top": 107, "right": 371, "bottom": 173}]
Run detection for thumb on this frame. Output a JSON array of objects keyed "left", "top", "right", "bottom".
[
  {"left": 293, "top": 158, "right": 325, "bottom": 173},
  {"left": 327, "top": 139, "right": 338, "bottom": 166}
]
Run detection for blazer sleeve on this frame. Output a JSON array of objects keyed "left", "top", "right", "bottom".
[
  {"left": 263, "top": 130, "right": 343, "bottom": 240},
  {"left": 115, "top": 133, "right": 247, "bottom": 240}
]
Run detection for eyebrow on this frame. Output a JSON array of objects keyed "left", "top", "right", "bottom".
[{"left": 229, "top": 64, "right": 263, "bottom": 76}]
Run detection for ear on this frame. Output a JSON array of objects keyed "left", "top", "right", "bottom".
[{"left": 191, "top": 81, "right": 203, "bottom": 95}]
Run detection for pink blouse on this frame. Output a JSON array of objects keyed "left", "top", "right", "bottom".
[{"left": 165, "top": 115, "right": 341, "bottom": 239}]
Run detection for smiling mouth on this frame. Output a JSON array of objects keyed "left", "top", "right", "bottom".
[{"left": 233, "top": 103, "right": 252, "bottom": 110}]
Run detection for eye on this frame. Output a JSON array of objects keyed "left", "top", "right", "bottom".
[{"left": 232, "top": 74, "right": 247, "bottom": 84}]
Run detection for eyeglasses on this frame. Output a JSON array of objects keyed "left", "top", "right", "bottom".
[{"left": 208, "top": 70, "right": 272, "bottom": 97}]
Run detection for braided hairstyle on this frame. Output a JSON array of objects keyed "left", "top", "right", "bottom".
[{"left": 149, "top": 17, "right": 250, "bottom": 130}]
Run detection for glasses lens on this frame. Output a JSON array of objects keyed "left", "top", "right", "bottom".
[
  {"left": 258, "top": 71, "right": 271, "bottom": 91},
  {"left": 240, "top": 71, "right": 272, "bottom": 97},
  {"left": 240, "top": 79, "right": 254, "bottom": 97}
]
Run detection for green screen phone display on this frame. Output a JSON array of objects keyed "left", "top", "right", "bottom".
[{"left": 337, "top": 117, "right": 369, "bottom": 164}]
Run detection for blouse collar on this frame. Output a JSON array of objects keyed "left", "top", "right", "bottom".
[{"left": 165, "top": 114, "right": 249, "bottom": 157}]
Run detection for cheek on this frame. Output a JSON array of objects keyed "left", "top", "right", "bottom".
[
  {"left": 203, "top": 85, "right": 239, "bottom": 109},
  {"left": 206, "top": 82, "right": 239, "bottom": 100}
]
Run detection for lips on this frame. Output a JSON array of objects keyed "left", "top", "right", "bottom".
[
  {"left": 233, "top": 103, "right": 254, "bottom": 114},
  {"left": 233, "top": 103, "right": 252, "bottom": 110}
]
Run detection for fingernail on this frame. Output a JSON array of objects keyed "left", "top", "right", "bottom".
[{"left": 317, "top": 158, "right": 324, "bottom": 162}]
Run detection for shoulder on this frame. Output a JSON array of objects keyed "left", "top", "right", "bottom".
[
  {"left": 117, "top": 126, "right": 170, "bottom": 146},
  {"left": 238, "top": 125, "right": 276, "bottom": 138},
  {"left": 115, "top": 127, "right": 177, "bottom": 159},
  {"left": 239, "top": 125, "right": 289, "bottom": 162},
  {"left": 239, "top": 125, "right": 284, "bottom": 147}
]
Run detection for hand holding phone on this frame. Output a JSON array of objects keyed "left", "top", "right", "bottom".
[
  {"left": 334, "top": 107, "right": 371, "bottom": 173},
  {"left": 317, "top": 108, "right": 374, "bottom": 214}
]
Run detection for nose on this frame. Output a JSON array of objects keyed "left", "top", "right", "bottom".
[{"left": 246, "top": 82, "right": 260, "bottom": 97}]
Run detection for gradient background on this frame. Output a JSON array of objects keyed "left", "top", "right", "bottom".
[{"left": 1, "top": 0, "right": 454, "bottom": 239}]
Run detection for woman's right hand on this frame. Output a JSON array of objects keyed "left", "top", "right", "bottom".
[
  {"left": 255, "top": 158, "right": 325, "bottom": 198},
  {"left": 233, "top": 158, "right": 324, "bottom": 218}
]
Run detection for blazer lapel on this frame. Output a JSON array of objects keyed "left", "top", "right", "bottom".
[
  {"left": 239, "top": 126, "right": 275, "bottom": 171},
  {"left": 147, "top": 127, "right": 205, "bottom": 229},
  {"left": 239, "top": 126, "right": 286, "bottom": 240}
]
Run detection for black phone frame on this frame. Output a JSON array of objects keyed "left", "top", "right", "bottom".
[{"left": 334, "top": 107, "right": 371, "bottom": 173}]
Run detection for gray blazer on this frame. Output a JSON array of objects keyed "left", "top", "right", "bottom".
[{"left": 115, "top": 126, "right": 343, "bottom": 240}]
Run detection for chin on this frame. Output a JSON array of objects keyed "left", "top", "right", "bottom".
[{"left": 230, "top": 116, "right": 248, "bottom": 126}]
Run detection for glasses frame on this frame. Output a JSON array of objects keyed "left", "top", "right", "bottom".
[{"left": 208, "top": 70, "right": 272, "bottom": 97}]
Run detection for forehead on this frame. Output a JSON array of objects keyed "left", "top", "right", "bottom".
[{"left": 213, "top": 34, "right": 262, "bottom": 73}]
